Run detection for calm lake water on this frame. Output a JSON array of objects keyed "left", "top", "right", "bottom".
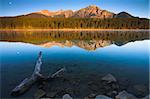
[{"left": 0, "top": 30, "right": 149, "bottom": 98}]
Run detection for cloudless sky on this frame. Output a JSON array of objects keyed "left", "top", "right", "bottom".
[{"left": 0, "top": 0, "right": 149, "bottom": 18}]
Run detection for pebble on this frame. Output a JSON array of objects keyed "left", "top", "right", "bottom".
[
  {"left": 88, "top": 93, "right": 97, "bottom": 98},
  {"left": 62, "top": 94, "right": 73, "bottom": 99},
  {"left": 46, "top": 91, "right": 57, "bottom": 98},
  {"left": 102, "top": 74, "right": 117, "bottom": 83},
  {"left": 133, "top": 85, "right": 148, "bottom": 96},
  {"left": 95, "top": 95, "right": 112, "bottom": 99},
  {"left": 34, "top": 89, "right": 46, "bottom": 99},
  {"left": 141, "top": 95, "right": 150, "bottom": 99},
  {"left": 115, "top": 90, "right": 137, "bottom": 99}
]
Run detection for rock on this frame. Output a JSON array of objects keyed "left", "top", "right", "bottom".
[
  {"left": 103, "top": 85, "right": 112, "bottom": 91},
  {"left": 88, "top": 81, "right": 100, "bottom": 92},
  {"left": 62, "top": 94, "right": 73, "bottom": 99},
  {"left": 115, "top": 90, "right": 137, "bottom": 99},
  {"left": 101, "top": 74, "right": 117, "bottom": 83},
  {"left": 38, "top": 81, "right": 48, "bottom": 90},
  {"left": 106, "top": 91, "right": 117, "bottom": 97},
  {"left": 65, "top": 87, "right": 77, "bottom": 96},
  {"left": 46, "top": 91, "right": 57, "bottom": 98},
  {"left": 88, "top": 93, "right": 97, "bottom": 98},
  {"left": 133, "top": 85, "right": 148, "bottom": 96},
  {"left": 84, "top": 97, "right": 89, "bottom": 99},
  {"left": 34, "top": 89, "right": 46, "bottom": 99},
  {"left": 38, "top": 84, "right": 44, "bottom": 89},
  {"left": 142, "top": 95, "right": 150, "bottom": 99},
  {"left": 95, "top": 95, "right": 112, "bottom": 99},
  {"left": 118, "top": 78, "right": 130, "bottom": 90},
  {"left": 84, "top": 94, "right": 97, "bottom": 99},
  {"left": 54, "top": 90, "right": 66, "bottom": 98},
  {"left": 111, "top": 83, "right": 119, "bottom": 90},
  {"left": 112, "top": 91, "right": 117, "bottom": 94},
  {"left": 88, "top": 84, "right": 99, "bottom": 91}
]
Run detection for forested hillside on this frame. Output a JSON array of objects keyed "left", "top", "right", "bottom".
[{"left": 0, "top": 17, "right": 149, "bottom": 29}]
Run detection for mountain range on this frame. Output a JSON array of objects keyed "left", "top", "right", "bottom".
[{"left": 19, "top": 5, "right": 135, "bottom": 18}]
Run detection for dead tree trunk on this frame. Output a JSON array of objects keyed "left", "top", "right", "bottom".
[
  {"left": 11, "top": 51, "right": 66, "bottom": 96},
  {"left": 11, "top": 51, "right": 43, "bottom": 96}
]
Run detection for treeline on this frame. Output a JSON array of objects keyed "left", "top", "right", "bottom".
[
  {"left": 1, "top": 31, "right": 149, "bottom": 42},
  {"left": 0, "top": 17, "right": 149, "bottom": 29}
]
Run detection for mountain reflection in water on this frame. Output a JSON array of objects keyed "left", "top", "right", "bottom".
[{"left": 0, "top": 30, "right": 149, "bottom": 50}]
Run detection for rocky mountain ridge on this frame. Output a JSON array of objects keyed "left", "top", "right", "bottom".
[{"left": 34, "top": 5, "right": 134, "bottom": 18}]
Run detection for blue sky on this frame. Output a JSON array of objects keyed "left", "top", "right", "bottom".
[{"left": 0, "top": 0, "right": 149, "bottom": 18}]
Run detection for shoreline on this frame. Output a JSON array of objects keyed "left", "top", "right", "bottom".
[{"left": 0, "top": 29, "right": 149, "bottom": 32}]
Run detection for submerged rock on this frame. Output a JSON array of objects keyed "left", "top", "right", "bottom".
[
  {"left": 38, "top": 84, "right": 44, "bottom": 89},
  {"left": 46, "top": 91, "right": 58, "bottom": 98},
  {"left": 88, "top": 83, "right": 99, "bottom": 91},
  {"left": 88, "top": 93, "right": 97, "bottom": 98},
  {"left": 34, "top": 89, "right": 46, "bottom": 99},
  {"left": 111, "top": 83, "right": 119, "bottom": 90},
  {"left": 142, "top": 95, "right": 150, "bottom": 99},
  {"left": 118, "top": 78, "right": 130, "bottom": 90},
  {"left": 62, "top": 94, "right": 73, "bottom": 99},
  {"left": 102, "top": 74, "right": 117, "bottom": 83},
  {"left": 95, "top": 95, "right": 112, "bottom": 99},
  {"left": 101, "top": 74, "right": 119, "bottom": 95},
  {"left": 133, "top": 85, "right": 148, "bottom": 96},
  {"left": 115, "top": 90, "right": 137, "bottom": 99},
  {"left": 106, "top": 91, "right": 117, "bottom": 98}
]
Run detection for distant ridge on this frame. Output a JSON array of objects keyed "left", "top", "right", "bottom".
[
  {"left": 19, "top": 13, "right": 48, "bottom": 18},
  {"left": 114, "top": 12, "right": 134, "bottom": 18}
]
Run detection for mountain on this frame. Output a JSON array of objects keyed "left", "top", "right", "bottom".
[
  {"left": 114, "top": 12, "right": 134, "bottom": 18},
  {"left": 26, "top": 5, "right": 134, "bottom": 18},
  {"left": 37, "top": 10, "right": 73, "bottom": 18},
  {"left": 37, "top": 10, "right": 52, "bottom": 16},
  {"left": 72, "top": 5, "right": 115, "bottom": 18},
  {"left": 18, "top": 13, "right": 48, "bottom": 18}
]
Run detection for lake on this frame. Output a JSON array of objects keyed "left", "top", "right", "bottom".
[{"left": 0, "top": 30, "right": 149, "bottom": 98}]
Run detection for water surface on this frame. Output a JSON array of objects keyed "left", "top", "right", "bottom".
[{"left": 0, "top": 30, "right": 149, "bottom": 98}]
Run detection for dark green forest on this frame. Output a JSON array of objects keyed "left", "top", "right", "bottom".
[{"left": 0, "top": 17, "right": 149, "bottom": 29}]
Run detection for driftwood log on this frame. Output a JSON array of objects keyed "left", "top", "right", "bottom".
[{"left": 11, "top": 51, "right": 66, "bottom": 96}]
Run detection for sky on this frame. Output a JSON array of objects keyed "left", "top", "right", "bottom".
[{"left": 0, "top": 0, "right": 149, "bottom": 18}]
